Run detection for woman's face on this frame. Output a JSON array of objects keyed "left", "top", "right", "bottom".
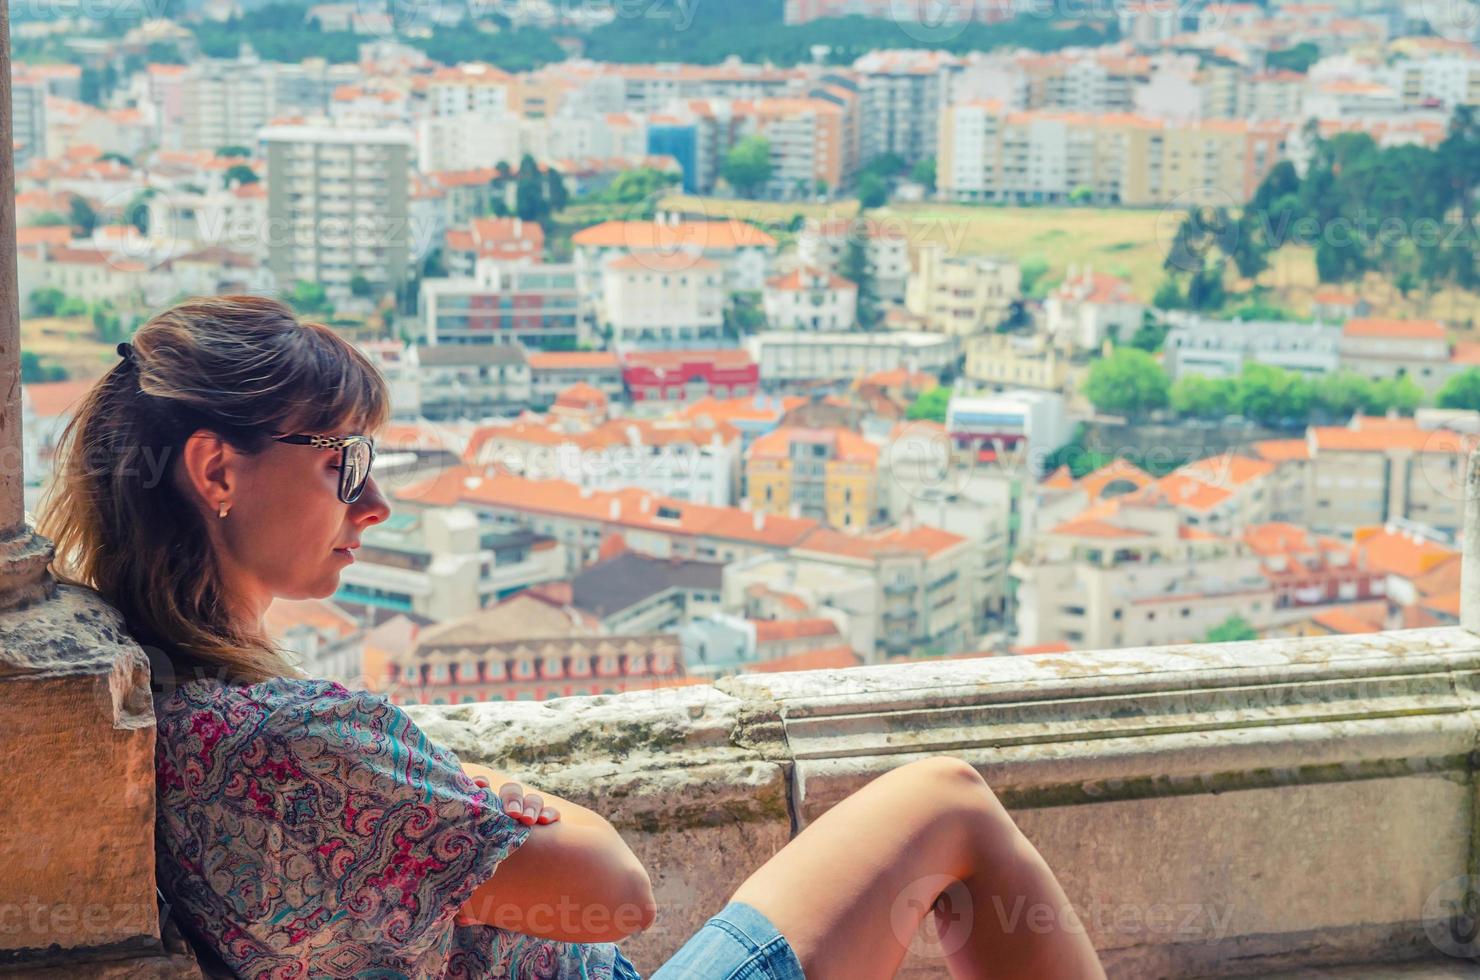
[{"left": 182, "top": 426, "right": 391, "bottom": 619}]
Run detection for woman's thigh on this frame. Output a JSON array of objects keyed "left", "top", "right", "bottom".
[{"left": 724, "top": 757, "right": 1001, "bottom": 979}]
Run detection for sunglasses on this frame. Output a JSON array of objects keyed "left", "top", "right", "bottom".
[{"left": 273, "top": 433, "right": 376, "bottom": 503}]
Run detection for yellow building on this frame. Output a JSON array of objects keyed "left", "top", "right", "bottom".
[{"left": 746, "top": 426, "right": 878, "bottom": 530}]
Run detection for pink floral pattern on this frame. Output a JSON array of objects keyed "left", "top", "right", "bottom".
[{"left": 154, "top": 676, "right": 638, "bottom": 978}]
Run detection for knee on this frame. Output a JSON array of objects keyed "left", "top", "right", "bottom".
[{"left": 899, "top": 756, "right": 1003, "bottom": 815}]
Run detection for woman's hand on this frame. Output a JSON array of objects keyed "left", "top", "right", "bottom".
[{"left": 471, "top": 773, "right": 560, "bottom": 826}]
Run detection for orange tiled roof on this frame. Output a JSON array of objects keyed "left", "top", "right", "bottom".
[
  {"left": 527, "top": 351, "right": 620, "bottom": 371},
  {"left": 748, "top": 426, "right": 878, "bottom": 464},
  {"left": 573, "top": 220, "right": 776, "bottom": 250},
  {"left": 24, "top": 379, "right": 94, "bottom": 418},
  {"left": 1048, "top": 518, "right": 1150, "bottom": 538},
  {"left": 752, "top": 617, "right": 840, "bottom": 643},
  {"left": 1353, "top": 527, "right": 1458, "bottom": 578},
  {"left": 1310, "top": 609, "right": 1382, "bottom": 635},
  {"left": 748, "top": 645, "right": 861, "bottom": 673},
  {"left": 1252, "top": 438, "right": 1311, "bottom": 462},
  {"left": 1342, "top": 317, "right": 1445, "bottom": 340}
]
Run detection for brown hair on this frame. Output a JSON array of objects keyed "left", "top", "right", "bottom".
[{"left": 36, "top": 295, "right": 391, "bottom": 686}]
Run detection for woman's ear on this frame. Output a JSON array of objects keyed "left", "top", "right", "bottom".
[{"left": 178, "top": 430, "right": 235, "bottom": 515}]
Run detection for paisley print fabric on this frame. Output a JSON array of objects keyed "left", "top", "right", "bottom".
[{"left": 153, "top": 674, "right": 641, "bottom": 979}]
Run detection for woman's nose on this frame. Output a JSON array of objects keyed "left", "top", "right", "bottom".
[{"left": 352, "top": 477, "right": 391, "bottom": 525}]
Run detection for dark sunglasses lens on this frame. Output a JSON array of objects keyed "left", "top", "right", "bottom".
[{"left": 342, "top": 443, "right": 371, "bottom": 502}]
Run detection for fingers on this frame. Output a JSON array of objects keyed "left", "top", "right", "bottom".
[
  {"left": 499, "top": 781, "right": 525, "bottom": 820},
  {"left": 471, "top": 775, "right": 562, "bottom": 825}
]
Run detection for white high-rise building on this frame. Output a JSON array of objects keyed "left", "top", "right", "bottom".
[{"left": 262, "top": 120, "right": 414, "bottom": 300}]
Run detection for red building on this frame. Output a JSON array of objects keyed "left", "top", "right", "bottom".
[
  {"left": 622, "top": 349, "right": 759, "bottom": 403},
  {"left": 1242, "top": 523, "right": 1385, "bottom": 609}
]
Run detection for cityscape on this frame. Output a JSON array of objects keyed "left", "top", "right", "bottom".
[{"left": 11, "top": 0, "right": 1480, "bottom": 714}]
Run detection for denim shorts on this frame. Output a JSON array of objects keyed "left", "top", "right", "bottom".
[{"left": 612, "top": 900, "right": 806, "bottom": 980}]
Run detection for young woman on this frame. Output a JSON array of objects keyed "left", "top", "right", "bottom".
[{"left": 37, "top": 295, "right": 1106, "bottom": 980}]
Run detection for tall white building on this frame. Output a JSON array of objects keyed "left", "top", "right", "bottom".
[
  {"left": 178, "top": 50, "right": 275, "bottom": 151},
  {"left": 262, "top": 120, "right": 414, "bottom": 300}
]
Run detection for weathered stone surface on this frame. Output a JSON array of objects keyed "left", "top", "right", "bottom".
[
  {"left": 410, "top": 626, "right": 1480, "bottom": 978},
  {"left": 0, "top": 586, "right": 163, "bottom": 968}
]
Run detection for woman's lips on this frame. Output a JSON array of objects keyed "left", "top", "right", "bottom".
[{"left": 333, "top": 548, "right": 355, "bottom": 563}]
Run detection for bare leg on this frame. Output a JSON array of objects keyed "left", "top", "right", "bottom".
[{"left": 728, "top": 756, "right": 1105, "bottom": 980}]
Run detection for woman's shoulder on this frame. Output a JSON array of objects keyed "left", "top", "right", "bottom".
[{"left": 152, "top": 669, "right": 361, "bottom": 734}]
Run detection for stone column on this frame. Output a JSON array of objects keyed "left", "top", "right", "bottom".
[
  {"left": 0, "top": 19, "right": 199, "bottom": 976},
  {"left": 0, "top": 4, "right": 53, "bottom": 611}
]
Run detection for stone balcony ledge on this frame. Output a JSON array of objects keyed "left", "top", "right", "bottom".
[{"left": 405, "top": 626, "right": 1480, "bottom": 978}]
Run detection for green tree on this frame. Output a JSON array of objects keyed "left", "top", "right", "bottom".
[
  {"left": 906, "top": 386, "right": 952, "bottom": 423},
  {"left": 1237, "top": 363, "right": 1311, "bottom": 426},
  {"left": 1171, "top": 375, "right": 1238, "bottom": 418},
  {"left": 70, "top": 196, "right": 96, "bottom": 237},
  {"left": 1083, "top": 348, "right": 1170, "bottom": 419},
  {"left": 910, "top": 157, "right": 936, "bottom": 192},
  {"left": 1206, "top": 615, "right": 1257, "bottom": 643},
  {"left": 840, "top": 222, "right": 876, "bottom": 327},
  {"left": 223, "top": 164, "right": 259, "bottom": 187},
  {"left": 515, "top": 154, "right": 548, "bottom": 222},
  {"left": 28, "top": 211, "right": 68, "bottom": 227},
  {"left": 722, "top": 136, "right": 773, "bottom": 198},
  {"left": 28, "top": 288, "right": 65, "bottom": 317},
  {"left": 350, "top": 274, "right": 371, "bottom": 298},
  {"left": 1019, "top": 256, "right": 1050, "bottom": 298},
  {"left": 1069, "top": 184, "right": 1093, "bottom": 204},
  {"left": 857, "top": 172, "right": 889, "bottom": 208},
  {"left": 216, "top": 145, "right": 252, "bottom": 158},
  {"left": 545, "top": 168, "right": 569, "bottom": 213},
  {"left": 1438, "top": 368, "right": 1480, "bottom": 411},
  {"left": 286, "top": 281, "right": 333, "bottom": 317},
  {"left": 20, "top": 350, "right": 67, "bottom": 383}
]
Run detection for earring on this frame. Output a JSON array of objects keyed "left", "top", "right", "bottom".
[{"left": 218, "top": 501, "right": 230, "bottom": 519}]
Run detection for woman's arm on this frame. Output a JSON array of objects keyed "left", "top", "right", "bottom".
[{"left": 456, "top": 762, "right": 657, "bottom": 944}]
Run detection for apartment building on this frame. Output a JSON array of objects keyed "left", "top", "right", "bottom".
[
  {"left": 1380, "top": 55, "right": 1480, "bottom": 108},
  {"left": 853, "top": 49, "right": 961, "bottom": 165},
  {"left": 572, "top": 216, "right": 778, "bottom": 298},
  {"left": 1012, "top": 502, "right": 1276, "bottom": 650},
  {"left": 746, "top": 426, "right": 879, "bottom": 529},
  {"left": 333, "top": 508, "right": 566, "bottom": 623},
  {"left": 420, "top": 258, "right": 583, "bottom": 350},
  {"left": 443, "top": 217, "right": 545, "bottom": 275},
  {"left": 386, "top": 594, "right": 687, "bottom": 704},
  {"left": 415, "top": 344, "right": 531, "bottom": 421},
  {"left": 462, "top": 416, "right": 740, "bottom": 506},
  {"left": 1164, "top": 316, "right": 1342, "bottom": 379},
  {"left": 177, "top": 54, "right": 274, "bottom": 151},
  {"left": 1251, "top": 415, "right": 1478, "bottom": 536},
  {"left": 797, "top": 217, "right": 911, "bottom": 303},
  {"left": 734, "top": 94, "right": 861, "bottom": 199},
  {"left": 747, "top": 331, "right": 958, "bottom": 384},
  {"left": 599, "top": 252, "right": 725, "bottom": 349},
  {"left": 262, "top": 120, "right": 413, "bottom": 299},
  {"left": 937, "top": 101, "right": 1286, "bottom": 205},
  {"left": 792, "top": 523, "right": 973, "bottom": 658},
  {"left": 527, "top": 351, "right": 624, "bottom": 407},
  {"left": 905, "top": 245, "right": 1021, "bottom": 336},
  {"left": 10, "top": 71, "right": 46, "bottom": 167},
  {"left": 964, "top": 333, "right": 1072, "bottom": 393},
  {"left": 623, "top": 350, "right": 759, "bottom": 403},
  {"left": 762, "top": 266, "right": 857, "bottom": 330},
  {"left": 1337, "top": 318, "right": 1455, "bottom": 396},
  {"left": 1043, "top": 269, "right": 1144, "bottom": 351}
]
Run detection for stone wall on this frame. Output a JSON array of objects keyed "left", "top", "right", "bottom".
[{"left": 407, "top": 627, "right": 1480, "bottom": 978}]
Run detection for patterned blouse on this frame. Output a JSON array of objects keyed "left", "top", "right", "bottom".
[{"left": 153, "top": 674, "right": 644, "bottom": 979}]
